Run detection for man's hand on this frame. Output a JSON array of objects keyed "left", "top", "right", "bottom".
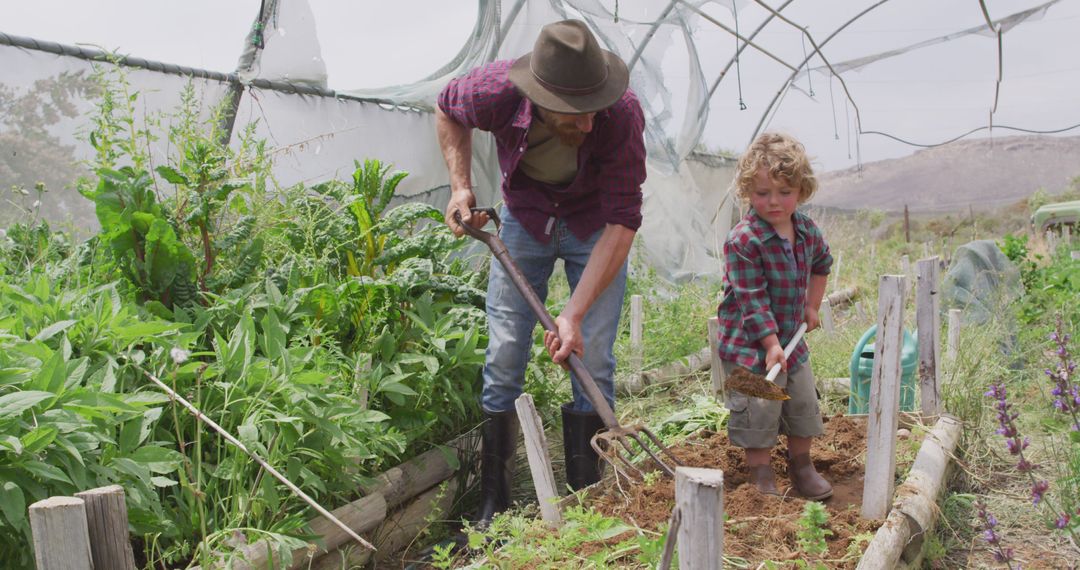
[
  {"left": 804, "top": 306, "right": 820, "bottom": 333},
  {"left": 544, "top": 314, "right": 585, "bottom": 364},
  {"left": 764, "top": 343, "right": 787, "bottom": 374},
  {"left": 444, "top": 188, "right": 489, "bottom": 237}
]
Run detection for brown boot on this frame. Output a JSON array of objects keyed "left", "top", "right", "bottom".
[
  {"left": 749, "top": 464, "right": 781, "bottom": 496},
  {"left": 788, "top": 453, "right": 833, "bottom": 500}
]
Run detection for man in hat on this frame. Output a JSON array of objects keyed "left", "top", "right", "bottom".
[{"left": 437, "top": 19, "right": 646, "bottom": 526}]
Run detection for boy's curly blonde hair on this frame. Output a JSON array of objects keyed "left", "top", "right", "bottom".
[{"left": 733, "top": 132, "right": 817, "bottom": 204}]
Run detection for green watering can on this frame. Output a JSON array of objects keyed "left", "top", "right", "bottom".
[{"left": 848, "top": 324, "right": 918, "bottom": 414}]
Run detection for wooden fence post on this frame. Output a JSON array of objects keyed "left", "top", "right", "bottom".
[
  {"left": 820, "top": 298, "right": 835, "bottom": 333},
  {"left": 708, "top": 317, "right": 724, "bottom": 399},
  {"left": 626, "top": 294, "right": 645, "bottom": 393},
  {"left": 75, "top": 486, "right": 136, "bottom": 570},
  {"left": 854, "top": 301, "right": 867, "bottom": 323},
  {"left": 947, "top": 309, "right": 961, "bottom": 364},
  {"left": 675, "top": 467, "right": 724, "bottom": 570},
  {"left": 862, "top": 275, "right": 906, "bottom": 520},
  {"left": 916, "top": 258, "right": 941, "bottom": 417},
  {"left": 515, "top": 394, "right": 562, "bottom": 526},
  {"left": 29, "top": 496, "right": 93, "bottom": 570}
]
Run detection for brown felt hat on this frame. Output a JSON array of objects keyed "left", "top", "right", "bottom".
[{"left": 508, "top": 19, "right": 629, "bottom": 115}]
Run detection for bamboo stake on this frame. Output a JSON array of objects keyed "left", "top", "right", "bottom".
[{"left": 140, "top": 368, "right": 376, "bottom": 551}]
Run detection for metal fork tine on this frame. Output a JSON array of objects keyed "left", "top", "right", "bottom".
[
  {"left": 628, "top": 432, "right": 677, "bottom": 477},
  {"left": 640, "top": 427, "right": 682, "bottom": 467}
]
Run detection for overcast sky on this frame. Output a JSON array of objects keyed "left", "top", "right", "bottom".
[{"left": 3, "top": 0, "right": 1078, "bottom": 172}]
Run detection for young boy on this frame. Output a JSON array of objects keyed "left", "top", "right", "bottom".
[{"left": 716, "top": 132, "right": 833, "bottom": 500}]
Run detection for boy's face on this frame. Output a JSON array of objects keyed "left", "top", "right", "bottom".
[{"left": 750, "top": 167, "right": 800, "bottom": 227}]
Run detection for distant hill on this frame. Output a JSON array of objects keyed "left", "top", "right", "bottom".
[{"left": 816, "top": 135, "right": 1080, "bottom": 214}]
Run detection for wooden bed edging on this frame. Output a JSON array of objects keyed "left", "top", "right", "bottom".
[{"left": 856, "top": 414, "right": 963, "bottom": 570}]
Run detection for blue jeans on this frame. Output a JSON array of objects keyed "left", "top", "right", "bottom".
[{"left": 482, "top": 208, "right": 627, "bottom": 414}]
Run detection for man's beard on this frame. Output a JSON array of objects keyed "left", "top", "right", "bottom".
[{"left": 552, "top": 126, "right": 587, "bottom": 148}]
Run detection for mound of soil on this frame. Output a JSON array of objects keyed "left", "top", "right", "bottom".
[{"left": 589, "top": 415, "right": 882, "bottom": 568}]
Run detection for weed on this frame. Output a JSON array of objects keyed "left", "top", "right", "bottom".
[{"left": 796, "top": 501, "right": 832, "bottom": 557}]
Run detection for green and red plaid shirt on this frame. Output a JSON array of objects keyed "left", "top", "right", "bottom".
[{"left": 716, "top": 209, "right": 832, "bottom": 374}]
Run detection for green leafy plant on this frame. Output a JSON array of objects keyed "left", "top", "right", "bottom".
[{"left": 796, "top": 501, "right": 833, "bottom": 557}]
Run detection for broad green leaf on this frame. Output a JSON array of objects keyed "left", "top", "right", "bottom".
[
  {"left": 30, "top": 350, "right": 66, "bottom": 394},
  {"left": 0, "top": 391, "right": 55, "bottom": 419},
  {"left": 397, "top": 353, "right": 440, "bottom": 375},
  {"left": 129, "top": 446, "right": 183, "bottom": 474},
  {"left": 21, "top": 460, "right": 73, "bottom": 485},
  {"left": 21, "top": 426, "right": 58, "bottom": 454},
  {"left": 150, "top": 476, "right": 177, "bottom": 488},
  {"left": 112, "top": 321, "right": 182, "bottom": 342},
  {"left": 31, "top": 320, "right": 77, "bottom": 343},
  {"left": 260, "top": 309, "right": 287, "bottom": 361},
  {"left": 378, "top": 381, "right": 417, "bottom": 397},
  {"left": 0, "top": 482, "right": 26, "bottom": 529},
  {"left": 0, "top": 435, "right": 23, "bottom": 454}
]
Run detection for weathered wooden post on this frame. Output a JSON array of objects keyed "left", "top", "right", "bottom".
[
  {"left": 820, "top": 298, "right": 835, "bottom": 333},
  {"left": 626, "top": 294, "right": 645, "bottom": 393},
  {"left": 75, "top": 486, "right": 136, "bottom": 570},
  {"left": 1063, "top": 224, "right": 1071, "bottom": 244},
  {"left": 946, "top": 309, "right": 961, "bottom": 364},
  {"left": 862, "top": 275, "right": 906, "bottom": 520},
  {"left": 29, "top": 496, "right": 93, "bottom": 570},
  {"left": 1047, "top": 229, "right": 1057, "bottom": 255},
  {"left": 854, "top": 301, "right": 867, "bottom": 322},
  {"left": 708, "top": 316, "right": 725, "bottom": 399},
  {"left": 916, "top": 258, "right": 941, "bottom": 417},
  {"left": 675, "top": 467, "right": 724, "bottom": 569},
  {"left": 515, "top": 394, "right": 562, "bottom": 526}
]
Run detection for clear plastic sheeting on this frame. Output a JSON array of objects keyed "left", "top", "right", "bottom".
[
  {"left": 3, "top": 0, "right": 1079, "bottom": 280},
  {"left": 0, "top": 44, "right": 232, "bottom": 235}
]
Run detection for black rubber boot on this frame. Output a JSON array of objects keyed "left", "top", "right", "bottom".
[
  {"left": 476, "top": 409, "right": 519, "bottom": 528},
  {"left": 562, "top": 403, "right": 606, "bottom": 491}
]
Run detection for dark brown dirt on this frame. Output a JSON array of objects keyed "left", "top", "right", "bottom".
[
  {"left": 590, "top": 415, "right": 882, "bottom": 568},
  {"left": 725, "top": 367, "right": 791, "bottom": 401}
]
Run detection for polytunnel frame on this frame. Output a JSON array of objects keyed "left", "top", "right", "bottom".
[{"left": 3, "top": 1, "right": 1078, "bottom": 172}]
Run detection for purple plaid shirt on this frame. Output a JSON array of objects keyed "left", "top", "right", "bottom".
[
  {"left": 437, "top": 60, "right": 647, "bottom": 243},
  {"left": 716, "top": 209, "right": 832, "bottom": 373}
]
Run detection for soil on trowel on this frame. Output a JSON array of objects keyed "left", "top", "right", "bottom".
[
  {"left": 725, "top": 367, "right": 792, "bottom": 401},
  {"left": 589, "top": 415, "right": 882, "bottom": 569}
]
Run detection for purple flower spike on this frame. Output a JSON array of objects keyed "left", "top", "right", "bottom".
[
  {"left": 1056, "top": 513, "right": 1070, "bottom": 529},
  {"left": 1032, "top": 480, "right": 1050, "bottom": 505}
]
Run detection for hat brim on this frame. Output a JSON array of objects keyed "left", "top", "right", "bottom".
[{"left": 508, "top": 51, "right": 630, "bottom": 115}]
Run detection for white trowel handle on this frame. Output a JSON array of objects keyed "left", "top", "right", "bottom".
[{"left": 764, "top": 322, "right": 808, "bottom": 383}]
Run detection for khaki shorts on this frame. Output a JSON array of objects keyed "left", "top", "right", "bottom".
[{"left": 722, "top": 360, "right": 825, "bottom": 449}]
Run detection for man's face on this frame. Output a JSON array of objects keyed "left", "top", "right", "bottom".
[{"left": 536, "top": 107, "right": 596, "bottom": 148}]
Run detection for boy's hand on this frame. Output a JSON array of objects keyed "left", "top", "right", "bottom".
[
  {"left": 804, "top": 307, "right": 820, "bottom": 332},
  {"left": 765, "top": 343, "right": 787, "bottom": 373}
]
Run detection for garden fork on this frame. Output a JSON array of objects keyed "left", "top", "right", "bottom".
[{"left": 455, "top": 208, "right": 682, "bottom": 480}]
